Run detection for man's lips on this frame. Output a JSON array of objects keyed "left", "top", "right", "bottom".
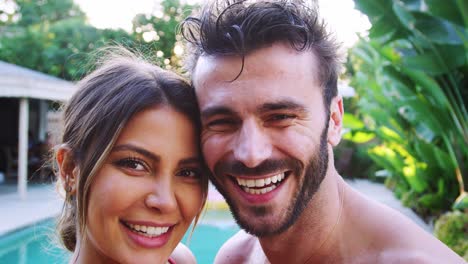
[{"left": 230, "top": 171, "right": 290, "bottom": 195}]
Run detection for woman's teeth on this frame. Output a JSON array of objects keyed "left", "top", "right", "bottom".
[
  {"left": 236, "top": 173, "right": 285, "bottom": 195},
  {"left": 126, "top": 223, "right": 169, "bottom": 237}
]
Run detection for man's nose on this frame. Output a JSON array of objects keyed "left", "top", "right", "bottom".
[
  {"left": 233, "top": 119, "right": 272, "bottom": 168},
  {"left": 145, "top": 177, "right": 178, "bottom": 213}
]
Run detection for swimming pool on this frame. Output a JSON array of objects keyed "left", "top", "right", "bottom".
[{"left": 0, "top": 209, "right": 239, "bottom": 264}]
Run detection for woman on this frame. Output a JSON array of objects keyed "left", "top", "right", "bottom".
[{"left": 55, "top": 49, "right": 208, "bottom": 264}]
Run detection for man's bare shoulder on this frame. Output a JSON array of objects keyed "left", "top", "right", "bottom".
[
  {"left": 350, "top": 248, "right": 460, "bottom": 264},
  {"left": 171, "top": 243, "right": 197, "bottom": 264},
  {"left": 375, "top": 248, "right": 466, "bottom": 264},
  {"left": 345, "top": 186, "right": 466, "bottom": 263},
  {"left": 214, "top": 230, "right": 261, "bottom": 264}
]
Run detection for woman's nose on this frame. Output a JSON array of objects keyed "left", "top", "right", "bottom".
[{"left": 144, "top": 179, "right": 178, "bottom": 213}]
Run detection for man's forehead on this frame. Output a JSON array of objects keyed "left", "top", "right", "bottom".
[
  {"left": 192, "top": 43, "right": 320, "bottom": 89},
  {"left": 192, "top": 54, "right": 242, "bottom": 88}
]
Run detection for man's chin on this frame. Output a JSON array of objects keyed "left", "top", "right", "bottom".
[{"left": 230, "top": 204, "right": 290, "bottom": 237}]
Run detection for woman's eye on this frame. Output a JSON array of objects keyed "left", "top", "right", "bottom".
[
  {"left": 177, "top": 168, "right": 201, "bottom": 179},
  {"left": 114, "top": 158, "right": 146, "bottom": 171}
]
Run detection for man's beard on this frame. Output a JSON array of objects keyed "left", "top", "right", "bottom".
[{"left": 210, "top": 125, "right": 329, "bottom": 237}]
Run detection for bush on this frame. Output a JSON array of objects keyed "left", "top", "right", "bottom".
[
  {"left": 434, "top": 211, "right": 468, "bottom": 260},
  {"left": 334, "top": 140, "right": 378, "bottom": 180}
]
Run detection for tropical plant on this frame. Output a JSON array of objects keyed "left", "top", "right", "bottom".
[{"left": 346, "top": 0, "right": 467, "bottom": 215}]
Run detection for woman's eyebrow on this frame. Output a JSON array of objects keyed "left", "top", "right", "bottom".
[
  {"left": 112, "top": 144, "right": 160, "bottom": 163},
  {"left": 178, "top": 157, "right": 201, "bottom": 167}
]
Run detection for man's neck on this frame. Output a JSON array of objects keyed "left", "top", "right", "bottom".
[{"left": 258, "top": 172, "right": 346, "bottom": 264}]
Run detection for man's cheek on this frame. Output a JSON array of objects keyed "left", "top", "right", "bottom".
[
  {"left": 202, "top": 141, "right": 219, "bottom": 171},
  {"left": 202, "top": 135, "right": 230, "bottom": 168}
]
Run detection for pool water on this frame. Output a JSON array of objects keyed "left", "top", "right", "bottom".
[{"left": 0, "top": 210, "right": 239, "bottom": 264}]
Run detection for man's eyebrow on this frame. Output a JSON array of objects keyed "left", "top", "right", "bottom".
[
  {"left": 257, "top": 99, "right": 308, "bottom": 114},
  {"left": 112, "top": 144, "right": 160, "bottom": 162},
  {"left": 200, "top": 106, "right": 237, "bottom": 119}
]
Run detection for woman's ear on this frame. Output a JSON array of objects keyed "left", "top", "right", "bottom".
[
  {"left": 327, "top": 96, "right": 344, "bottom": 146},
  {"left": 56, "top": 145, "right": 78, "bottom": 195}
]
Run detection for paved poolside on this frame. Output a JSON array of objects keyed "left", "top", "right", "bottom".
[
  {"left": 0, "top": 179, "right": 432, "bottom": 237},
  {"left": 0, "top": 183, "right": 62, "bottom": 236}
]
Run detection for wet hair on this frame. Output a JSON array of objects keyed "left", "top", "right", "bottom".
[
  {"left": 55, "top": 48, "right": 208, "bottom": 252},
  {"left": 181, "top": 0, "right": 341, "bottom": 109}
]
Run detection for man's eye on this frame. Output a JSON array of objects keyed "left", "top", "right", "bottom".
[
  {"left": 177, "top": 168, "right": 201, "bottom": 179},
  {"left": 205, "top": 119, "right": 237, "bottom": 131},
  {"left": 269, "top": 114, "right": 297, "bottom": 122},
  {"left": 114, "top": 158, "right": 146, "bottom": 171},
  {"left": 264, "top": 113, "right": 297, "bottom": 127}
]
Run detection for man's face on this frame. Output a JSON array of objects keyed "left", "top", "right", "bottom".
[{"left": 193, "top": 43, "right": 332, "bottom": 236}]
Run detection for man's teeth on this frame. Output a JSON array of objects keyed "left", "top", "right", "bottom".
[
  {"left": 236, "top": 173, "right": 285, "bottom": 195},
  {"left": 127, "top": 223, "right": 169, "bottom": 237},
  {"left": 243, "top": 185, "right": 277, "bottom": 195},
  {"left": 236, "top": 173, "right": 285, "bottom": 187}
]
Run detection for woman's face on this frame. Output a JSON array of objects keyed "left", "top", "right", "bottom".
[{"left": 83, "top": 106, "right": 205, "bottom": 264}]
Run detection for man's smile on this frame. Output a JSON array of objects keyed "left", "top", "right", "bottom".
[{"left": 231, "top": 172, "right": 290, "bottom": 195}]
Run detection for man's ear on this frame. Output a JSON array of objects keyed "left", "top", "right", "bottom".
[
  {"left": 56, "top": 145, "right": 78, "bottom": 195},
  {"left": 327, "top": 96, "right": 344, "bottom": 146}
]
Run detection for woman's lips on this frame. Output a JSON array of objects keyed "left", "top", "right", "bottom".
[{"left": 121, "top": 220, "right": 174, "bottom": 248}]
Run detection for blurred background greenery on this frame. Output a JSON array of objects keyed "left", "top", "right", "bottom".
[
  {"left": 0, "top": 0, "right": 192, "bottom": 80},
  {"left": 0, "top": 0, "right": 466, "bottom": 259},
  {"left": 341, "top": 0, "right": 467, "bottom": 258}
]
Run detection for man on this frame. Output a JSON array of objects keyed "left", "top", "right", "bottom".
[{"left": 181, "top": 0, "right": 466, "bottom": 263}]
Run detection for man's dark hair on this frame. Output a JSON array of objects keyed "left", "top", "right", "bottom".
[{"left": 181, "top": 0, "right": 341, "bottom": 108}]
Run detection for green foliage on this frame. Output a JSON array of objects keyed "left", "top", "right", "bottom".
[
  {"left": 0, "top": 0, "right": 194, "bottom": 80},
  {"left": 348, "top": 0, "right": 467, "bottom": 215},
  {"left": 334, "top": 138, "right": 377, "bottom": 180},
  {"left": 0, "top": 0, "right": 132, "bottom": 80},
  {"left": 14, "top": 0, "right": 86, "bottom": 26},
  {"left": 454, "top": 192, "right": 468, "bottom": 211},
  {"left": 335, "top": 98, "right": 379, "bottom": 180},
  {"left": 132, "top": 0, "right": 196, "bottom": 71},
  {"left": 434, "top": 211, "right": 468, "bottom": 260},
  {"left": 0, "top": 18, "right": 133, "bottom": 80}
]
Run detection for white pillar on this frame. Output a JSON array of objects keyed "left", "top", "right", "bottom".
[
  {"left": 38, "top": 100, "right": 48, "bottom": 142},
  {"left": 18, "top": 98, "right": 29, "bottom": 200}
]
